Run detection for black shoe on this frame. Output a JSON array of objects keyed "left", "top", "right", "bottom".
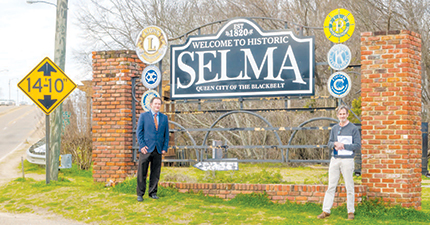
[
  {"left": 137, "top": 196, "right": 143, "bottom": 202},
  {"left": 149, "top": 194, "right": 159, "bottom": 199}
]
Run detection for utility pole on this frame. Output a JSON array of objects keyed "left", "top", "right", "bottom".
[
  {"left": 26, "top": 0, "right": 68, "bottom": 183},
  {"left": 8, "top": 78, "right": 17, "bottom": 104},
  {"left": 49, "top": 0, "right": 68, "bottom": 181}
]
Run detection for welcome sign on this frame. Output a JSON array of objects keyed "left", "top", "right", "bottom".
[{"left": 170, "top": 18, "right": 315, "bottom": 99}]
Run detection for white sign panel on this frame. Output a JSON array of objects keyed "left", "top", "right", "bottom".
[{"left": 194, "top": 159, "right": 239, "bottom": 171}]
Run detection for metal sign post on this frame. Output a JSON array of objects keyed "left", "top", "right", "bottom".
[
  {"left": 158, "top": 60, "right": 163, "bottom": 97},
  {"left": 45, "top": 115, "right": 50, "bottom": 184}
]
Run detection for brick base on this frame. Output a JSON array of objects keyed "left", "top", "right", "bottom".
[{"left": 160, "top": 182, "right": 367, "bottom": 205}]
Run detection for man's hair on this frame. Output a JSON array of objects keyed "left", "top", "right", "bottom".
[
  {"left": 150, "top": 96, "right": 162, "bottom": 104},
  {"left": 336, "top": 105, "right": 349, "bottom": 114}
]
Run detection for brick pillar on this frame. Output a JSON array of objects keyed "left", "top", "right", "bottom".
[
  {"left": 361, "top": 30, "right": 422, "bottom": 209},
  {"left": 91, "top": 50, "right": 144, "bottom": 183}
]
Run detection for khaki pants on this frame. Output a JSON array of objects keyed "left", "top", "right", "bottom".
[{"left": 322, "top": 157, "right": 355, "bottom": 214}]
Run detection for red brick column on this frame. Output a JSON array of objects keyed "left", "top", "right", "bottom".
[
  {"left": 91, "top": 50, "right": 144, "bottom": 183},
  {"left": 361, "top": 30, "right": 422, "bottom": 209}
]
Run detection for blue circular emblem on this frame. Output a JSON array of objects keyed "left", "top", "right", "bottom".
[
  {"left": 141, "top": 90, "right": 160, "bottom": 112},
  {"left": 328, "top": 72, "right": 351, "bottom": 98},
  {"left": 327, "top": 44, "right": 351, "bottom": 71},
  {"left": 141, "top": 65, "right": 161, "bottom": 89}
]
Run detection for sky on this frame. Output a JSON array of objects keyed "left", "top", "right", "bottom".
[{"left": 0, "top": 0, "right": 88, "bottom": 103}]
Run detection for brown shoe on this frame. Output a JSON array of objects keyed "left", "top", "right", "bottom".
[
  {"left": 317, "top": 211, "right": 330, "bottom": 219},
  {"left": 348, "top": 213, "right": 354, "bottom": 220}
]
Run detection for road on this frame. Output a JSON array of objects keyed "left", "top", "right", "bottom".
[
  {"left": 0, "top": 105, "right": 42, "bottom": 161},
  {"left": 0, "top": 105, "right": 87, "bottom": 224}
]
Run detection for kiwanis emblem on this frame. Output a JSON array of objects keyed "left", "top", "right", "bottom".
[
  {"left": 141, "top": 65, "right": 161, "bottom": 89},
  {"left": 136, "top": 26, "right": 168, "bottom": 64},
  {"left": 327, "top": 44, "right": 351, "bottom": 71}
]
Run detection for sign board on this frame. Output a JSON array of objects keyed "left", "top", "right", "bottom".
[
  {"left": 59, "top": 154, "right": 72, "bottom": 169},
  {"left": 141, "top": 65, "right": 161, "bottom": 89},
  {"left": 194, "top": 159, "right": 239, "bottom": 171},
  {"left": 323, "top": 8, "right": 355, "bottom": 43},
  {"left": 136, "top": 26, "right": 168, "bottom": 64},
  {"left": 141, "top": 89, "right": 160, "bottom": 112},
  {"left": 327, "top": 72, "right": 351, "bottom": 98},
  {"left": 17, "top": 57, "right": 77, "bottom": 115},
  {"left": 170, "top": 18, "right": 315, "bottom": 100},
  {"left": 327, "top": 44, "right": 351, "bottom": 71}
]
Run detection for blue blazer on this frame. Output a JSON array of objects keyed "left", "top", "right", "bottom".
[{"left": 136, "top": 111, "right": 169, "bottom": 154}]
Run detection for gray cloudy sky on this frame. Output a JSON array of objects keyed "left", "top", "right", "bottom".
[{"left": 0, "top": 0, "right": 86, "bottom": 102}]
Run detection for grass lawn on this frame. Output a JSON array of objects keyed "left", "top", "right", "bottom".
[
  {"left": 160, "top": 163, "right": 365, "bottom": 185},
  {"left": 0, "top": 162, "right": 429, "bottom": 224}
]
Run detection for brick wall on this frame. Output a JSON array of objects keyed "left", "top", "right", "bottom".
[
  {"left": 160, "top": 182, "right": 367, "bottom": 205},
  {"left": 361, "top": 30, "right": 422, "bottom": 209},
  {"left": 92, "top": 50, "right": 145, "bottom": 183}
]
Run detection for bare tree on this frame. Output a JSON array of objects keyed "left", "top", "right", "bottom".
[
  {"left": 347, "top": 0, "right": 430, "bottom": 119},
  {"left": 73, "top": 0, "right": 430, "bottom": 161},
  {"left": 61, "top": 91, "right": 92, "bottom": 170}
]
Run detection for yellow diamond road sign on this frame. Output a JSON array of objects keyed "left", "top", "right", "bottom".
[{"left": 18, "top": 57, "right": 77, "bottom": 115}]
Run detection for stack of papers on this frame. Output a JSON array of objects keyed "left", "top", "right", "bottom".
[{"left": 337, "top": 136, "right": 353, "bottom": 155}]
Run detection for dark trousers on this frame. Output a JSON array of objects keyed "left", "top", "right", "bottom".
[{"left": 136, "top": 149, "right": 162, "bottom": 196}]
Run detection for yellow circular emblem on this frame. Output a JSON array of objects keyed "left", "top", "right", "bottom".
[
  {"left": 136, "top": 26, "right": 168, "bottom": 64},
  {"left": 323, "top": 8, "right": 355, "bottom": 43}
]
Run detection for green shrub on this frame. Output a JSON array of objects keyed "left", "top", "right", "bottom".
[
  {"left": 200, "top": 169, "right": 283, "bottom": 184},
  {"left": 348, "top": 96, "right": 361, "bottom": 123}
]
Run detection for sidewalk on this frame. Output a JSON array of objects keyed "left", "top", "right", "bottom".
[
  {"left": 0, "top": 127, "right": 88, "bottom": 225},
  {"left": 0, "top": 212, "right": 86, "bottom": 225}
]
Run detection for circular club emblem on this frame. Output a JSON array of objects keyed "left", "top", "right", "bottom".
[
  {"left": 324, "top": 8, "right": 355, "bottom": 43},
  {"left": 327, "top": 44, "right": 351, "bottom": 71},
  {"left": 136, "top": 26, "right": 168, "bottom": 64},
  {"left": 141, "top": 90, "right": 160, "bottom": 112},
  {"left": 141, "top": 65, "right": 161, "bottom": 89},
  {"left": 328, "top": 72, "right": 351, "bottom": 98}
]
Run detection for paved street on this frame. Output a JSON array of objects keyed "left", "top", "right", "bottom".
[
  {"left": 0, "top": 105, "right": 42, "bottom": 160},
  {"left": 0, "top": 105, "right": 88, "bottom": 225}
]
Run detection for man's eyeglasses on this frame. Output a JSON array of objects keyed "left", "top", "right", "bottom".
[{"left": 337, "top": 127, "right": 342, "bottom": 135}]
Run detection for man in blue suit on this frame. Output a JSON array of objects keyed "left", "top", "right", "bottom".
[{"left": 136, "top": 96, "right": 169, "bottom": 202}]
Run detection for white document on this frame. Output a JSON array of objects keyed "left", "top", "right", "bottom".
[{"left": 337, "top": 135, "right": 353, "bottom": 155}]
